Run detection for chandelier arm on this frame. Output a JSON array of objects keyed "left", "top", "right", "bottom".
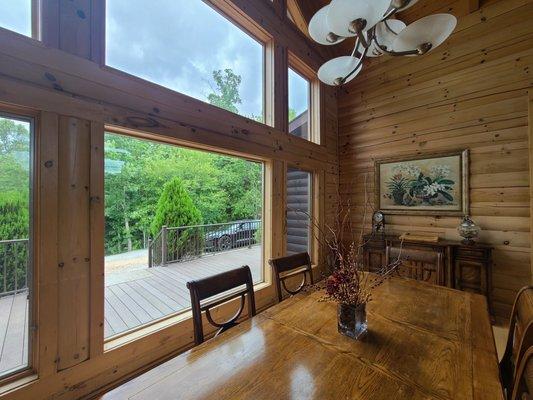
[
  {"left": 374, "top": 35, "right": 428, "bottom": 56},
  {"left": 350, "top": 19, "right": 370, "bottom": 49},
  {"left": 350, "top": 37, "right": 361, "bottom": 58},
  {"left": 340, "top": 45, "right": 369, "bottom": 84}
]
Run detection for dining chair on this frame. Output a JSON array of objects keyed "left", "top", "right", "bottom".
[
  {"left": 500, "top": 286, "right": 533, "bottom": 398},
  {"left": 385, "top": 245, "right": 444, "bottom": 285},
  {"left": 510, "top": 346, "right": 533, "bottom": 399},
  {"left": 186, "top": 265, "right": 256, "bottom": 346},
  {"left": 269, "top": 252, "right": 314, "bottom": 303}
]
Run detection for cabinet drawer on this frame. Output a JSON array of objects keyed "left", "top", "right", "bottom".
[{"left": 456, "top": 247, "right": 487, "bottom": 260}]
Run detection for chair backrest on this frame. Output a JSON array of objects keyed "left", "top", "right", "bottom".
[
  {"left": 385, "top": 246, "right": 443, "bottom": 285},
  {"left": 511, "top": 346, "right": 533, "bottom": 400},
  {"left": 269, "top": 252, "right": 313, "bottom": 303},
  {"left": 186, "top": 265, "right": 256, "bottom": 346},
  {"left": 500, "top": 286, "right": 533, "bottom": 397}
]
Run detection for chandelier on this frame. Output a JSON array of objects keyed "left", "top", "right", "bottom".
[{"left": 309, "top": 0, "right": 457, "bottom": 86}]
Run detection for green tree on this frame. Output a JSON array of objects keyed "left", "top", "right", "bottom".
[
  {"left": 207, "top": 69, "right": 242, "bottom": 114},
  {"left": 150, "top": 177, "right": 203, "bottom": 235},
  {"left": 0, "top": 192, "right": 29, "bottom": 240},
  {"left": 288, "top": 108, "right": 298, "bottom": 123}
]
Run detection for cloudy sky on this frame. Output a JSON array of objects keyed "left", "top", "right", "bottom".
[
  {"left": 106, "top": 0, "right": 309, "bottom": 119},
  {"left": 0, "top": 1, "right": 31, "bottom": 36},
  {"left": 1, "top": 1, "right": 309, "bottom": 121}
]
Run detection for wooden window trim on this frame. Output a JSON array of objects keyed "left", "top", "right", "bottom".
[{"left": 101, "top": 125, "right": 271, "bottom": 346}]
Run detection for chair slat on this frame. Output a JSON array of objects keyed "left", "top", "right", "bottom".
[
  {"left": 187, "top": 265, "right": 256, "bottom": 345},
  {"left": 269, "top": 252, "right": 313, "bottom": 303}
]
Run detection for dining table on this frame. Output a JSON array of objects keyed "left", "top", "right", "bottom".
[{"left": 102, "top": 277, "right": 504, "bottom": 399}]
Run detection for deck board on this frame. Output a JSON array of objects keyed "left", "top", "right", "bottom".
[
  {"left": 0, "top": 246, "right": 263, "bottom": 375},
  {"left": 0, "top": 293, "right": 28, "bottom": 376}
]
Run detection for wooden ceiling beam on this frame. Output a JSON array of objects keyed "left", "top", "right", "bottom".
[{"left": 287, "top": 0, "right": 310, "bottom": 38}]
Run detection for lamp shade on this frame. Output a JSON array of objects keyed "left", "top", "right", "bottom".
[
  {"left": 309, "top": 5, "right": 345, "bottom": 45},
  {"left": 392, "top": 14, "right": 457, "bottom": 55},
  {"left": 318, "top": 56, "right": 363, "bottom": 86},
  {"left": 396, "top": 0, "right": 420, "bottom": 11},
  {"left": 327, "top": 0, "right": 392, "bottom": 37},
  {"left": 367, "top": 19, "right": 406, "bottom": 57}
]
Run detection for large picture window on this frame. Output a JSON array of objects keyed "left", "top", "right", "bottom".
[
  {"left": 104, "top": 132, "right": 264, "bottom": 339},
  {"left": 106, "top": 0, "right": 265, "bottom": 122},
  {"left": 0, "top": 114, "right": 33, "bottom": 378}
]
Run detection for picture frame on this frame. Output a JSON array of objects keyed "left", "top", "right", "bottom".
[{"left": 374, "top": 150, "right": 469, "bottom": 216}]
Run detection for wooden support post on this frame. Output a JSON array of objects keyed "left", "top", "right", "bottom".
[
  {"left": 527, "top": 89, "right": 533, "bottom": 284},
  {"left": 57, "top": 116, "right": 91, "bottom": 371},
  {"left": 37, "top": 111, "right": 60, "bottom": 378},
  {"left": 40, "top": 0, "right": 105, "bottom": 62},
  {"left": 266, "top": 41, "right": 289, "bottom": 132}
]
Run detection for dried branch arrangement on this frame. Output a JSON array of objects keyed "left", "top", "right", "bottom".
[{"left": 293, "top": 175, "right": 402, "bottom": 307}]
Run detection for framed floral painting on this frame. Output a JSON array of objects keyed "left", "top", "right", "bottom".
[{"left": 375, "top": 150, "right": 469, "bottom": 215}]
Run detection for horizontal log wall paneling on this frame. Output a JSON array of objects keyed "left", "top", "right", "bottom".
[{"left": 338, "top": 0, "right": 533, "bottom": 321}]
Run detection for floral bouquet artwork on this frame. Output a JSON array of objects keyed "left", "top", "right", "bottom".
[{"left": 376, "top": 151, "right": 468, "bottom": 216}]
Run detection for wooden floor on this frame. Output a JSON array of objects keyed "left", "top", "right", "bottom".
[
  {"left": 0, "top": 292, "right": 29, "bottom": 378},
  {"left": 0, "top": 246, "right": 261, "bottom": 376}
]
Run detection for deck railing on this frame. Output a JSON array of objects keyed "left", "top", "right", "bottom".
[
  {"left": 149, "top": 220, "right": 261, "bottom": 268},
  {"left": 0, "top": 239, "right": 29, "bottom": 297}
]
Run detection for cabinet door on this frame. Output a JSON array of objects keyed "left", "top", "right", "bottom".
[
  {"left": 367, "top": 249, "right": 385, "bottom": 273},
  {"left": 455, "top": 259, "right": 486, "bottom": 294}
]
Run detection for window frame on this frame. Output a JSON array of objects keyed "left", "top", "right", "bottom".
[
  {"left": 288, "top": 52, "right": 321, "bottom": 144},
  {"left": 102, "top": 125, "right": 268, "bottom": 346},
  {"left": 0, "top": 108, "right": 37, "bottom": 385}
]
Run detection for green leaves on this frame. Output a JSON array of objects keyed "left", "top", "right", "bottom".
[
  {"left": 439, "top": 190, "right": 454, "bottom": 202},
  {"left": 150, "top": 178, "right": 203, "bottom": 235}
]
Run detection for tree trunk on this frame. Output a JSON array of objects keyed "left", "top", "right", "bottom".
[{"left": 124, "top": 214, "right": 132, "bottom": 252}]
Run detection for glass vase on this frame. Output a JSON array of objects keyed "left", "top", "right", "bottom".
[{"left": 337, "top": 303, "right": 367, "bottom": 340}]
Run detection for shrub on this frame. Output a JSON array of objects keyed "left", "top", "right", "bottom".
[{"left": 151, "top": 178, "right": 203, "bottom": 261}]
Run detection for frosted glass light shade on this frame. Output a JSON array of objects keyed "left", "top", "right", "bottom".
[
  {"left": 396, "top": 0, "right": 420, "bottom": 11},
  {"left": 392, "top": 14, "right": 457, "bottom": 55},
  {"left": 327, "top": 0, "right": 392, "bottom": 37},
  {"left": 367, "top": 19, "right": 406, "bottom": 57},
  {"left": 318, "top": 56, "right": 363, "bottom": 86},
  {"left": 309, "top": 5, "right": 345, "bottom": 45}
]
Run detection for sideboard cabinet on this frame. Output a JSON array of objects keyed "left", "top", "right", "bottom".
[{"left": 363, "top": 234, "right": 493, "bottom": 316}]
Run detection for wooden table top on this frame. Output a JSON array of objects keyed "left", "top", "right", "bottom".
[{"left": 102, "top": 278, "right": 503, "bottom": 400}]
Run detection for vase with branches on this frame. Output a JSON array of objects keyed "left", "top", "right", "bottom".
[{"left": 293, "top": 175, "right": 402, "bottom": 340}]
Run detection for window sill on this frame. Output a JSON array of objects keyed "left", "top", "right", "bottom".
[{"left": 0, "top": 373, "right": 38, "bottom": 396}]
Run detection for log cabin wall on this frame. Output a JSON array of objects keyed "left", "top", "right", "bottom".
[
  {"left": 338, "top": 0, "right": 533, "bottom": 322},
  {"left": 0, "top": 1, "right": 338, "bottom": 399}
]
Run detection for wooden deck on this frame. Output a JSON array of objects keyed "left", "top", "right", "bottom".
[
  {"left": 0, "top": 292, "right": 29, "bottom": 378},
  {"left": 104, "top": 246, "right": 262, "bottom": 338},
  {"left": 0, "top": 246, "right": 261, "bottom": 377}
]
